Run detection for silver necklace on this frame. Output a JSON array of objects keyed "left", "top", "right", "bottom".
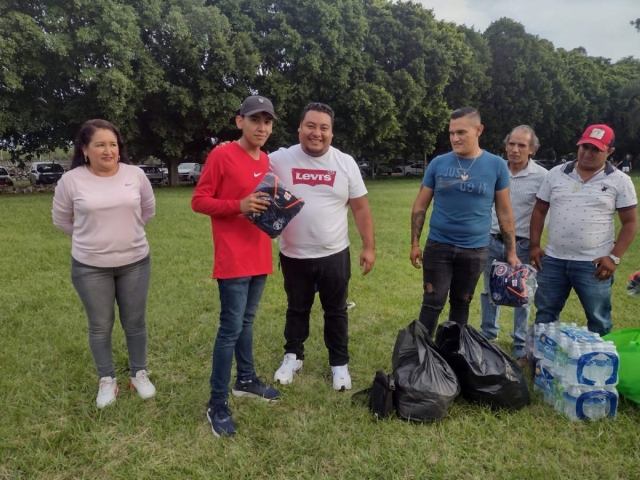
[{"left": 456, "top": 150, "right": 481, "bottom": 181}]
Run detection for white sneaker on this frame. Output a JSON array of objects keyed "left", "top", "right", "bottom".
[
  {"left": 346, "top": 301, "right": 356, "bottom": 310},
  {"left": 331, "top": 365, "right": 352, "bottom": 391},
  {"left": 96, "top": 376, "right": 118, "bottom": 409},
  {"left": 273, "top": 354, "right": 303, "bottom": 385},
  {"left": 130, "top": 370, "right": 156, "bottom": 400}
]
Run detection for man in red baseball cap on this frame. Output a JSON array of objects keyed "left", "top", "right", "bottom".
[
  {"left": 576, "top": 124, "right": 614, "bottom": 151},
  {"left": 529, "top": 123, "right": 638, "bottom": 335}
]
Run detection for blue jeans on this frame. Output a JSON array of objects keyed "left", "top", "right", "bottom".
[
  {"left": 480, "top": 236, "right": 531, "bottom": 357},
  {"left": 534, "top": 256, "right": 613, "bottom": 336},
  {"left": 208, "top": 275, "right": 267, "bottom": 407}
]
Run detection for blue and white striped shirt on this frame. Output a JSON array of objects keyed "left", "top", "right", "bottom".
[{"left": 490, "top": 159, "right": 548, "bottom": 239}]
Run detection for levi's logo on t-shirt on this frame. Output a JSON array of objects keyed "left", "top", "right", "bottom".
[{"left": 291, "top": 168, "right": 336, "bottom": 187}]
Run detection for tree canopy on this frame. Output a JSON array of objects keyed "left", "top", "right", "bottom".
[{"left": 2, "top": 0, "right": 640, "bottom": 182}]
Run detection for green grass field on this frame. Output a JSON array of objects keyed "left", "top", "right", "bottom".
[{"left": 1, "top": 179, "right": 640, "bottom": 479}]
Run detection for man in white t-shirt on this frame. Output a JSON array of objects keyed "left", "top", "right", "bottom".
[
  {"left": 530, "top": 124, "right": 638, "bottom": 335},
  {"left": 269, "top": 102, "right": 375, "bottom": 391}
]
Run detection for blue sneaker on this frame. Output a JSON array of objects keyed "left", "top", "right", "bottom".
[
  {"left": 206, "top": 403, "right": 236, "bottom": 438},
  {"left": 232, "top": 375, "right": 280, "bottom": 402}
]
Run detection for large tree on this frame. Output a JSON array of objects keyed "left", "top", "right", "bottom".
[
  {"left": 0, "top": 0, "right": 142, "bottom": 157},
  {"left": 3, "top": 0, "right": 640, "bottom": 179},
  {"left": 214, "top": 0, "right": 377, "bottom": 154},
  {"left": 481, "top": 18, "right": 555, "bottom": 153},
  {"left": 128, "top": 0, "right": 260, "bottom": 183},
  {"left": 0, "top": 0, "right": 259, "bottom": 184}
]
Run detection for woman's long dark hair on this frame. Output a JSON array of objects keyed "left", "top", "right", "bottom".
[{"left": 70, "top": 119, "right": 132, "bottom": 170}]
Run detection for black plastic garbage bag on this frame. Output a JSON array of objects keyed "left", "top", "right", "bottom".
[
  {"left": 391, "top": 320, "right": 460, "bottom": 422},
  {"left": 435, "top": 321, "right": 530, "bottom": 410},
  {"left": 246, "top": 172, "right": 304, "bottom": 238}
]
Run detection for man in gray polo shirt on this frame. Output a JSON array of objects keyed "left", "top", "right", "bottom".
[
  {"left": 530, "top": 124, "right": 638, "bottom": 335},
  {"left": 480, "top": 125, "right": 548, "bottom": 365}
]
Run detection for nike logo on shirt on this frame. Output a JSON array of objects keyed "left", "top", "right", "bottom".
[{"left": 254, "top": 172, "right": 262, "bottom": 177}]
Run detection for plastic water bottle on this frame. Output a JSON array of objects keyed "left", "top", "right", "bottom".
[
  {"left": 545, "top": 324, "right": 557, "bottom": 363},
  {"left": 555, "top": 336, "right": 570, "bottom": 377},
  {"left": 564, "top": 385, "right": 581, "bottom": 421},
  {"left": 533, "top": 324, "right": 544, "bottom": 358},
  {"left": 533, "top": 358, "right": 544, "bottom": 394},
  {"left": 591, "top": 344, "right": 608, "bottom": 386},
  {"left": 605, "top": 386, "right": 619, "bottom": 418},
  {"left": 566, "top": 343, "right": 581, "bottom": 384},
  {"left": 553, "top": 374, "right": 565, "bottom": 413},
  {"left": 602, "top": 342, "right": 619, "bottom": 386},
  {"left": 582, "top": 387, "right": 605, "bottom": 421},
  {"left": 580, "top": 343, "right": 594, "bottom": 384}
]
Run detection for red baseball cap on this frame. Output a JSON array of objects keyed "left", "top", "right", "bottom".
[{"left": 576, "top": 124, "right": 614, "bottom": 151}]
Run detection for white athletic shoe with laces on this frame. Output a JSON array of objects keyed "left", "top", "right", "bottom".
[
  {"left": 96, "top": 376, "right": 118, "bottom": 409},
  {"left": 273, "top": 354, "right": 303, "bottom": 385},
  {"left": 331, "top": 364, "right": 352, "bottom": 391},
  {"left": 130, "top": 370, "right": 156, "bottom": 400}
]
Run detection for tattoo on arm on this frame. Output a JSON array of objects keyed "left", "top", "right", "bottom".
[
  {"left": 411, "top": 211, "right": 426, "bottom": 245},
  {"left": 498, "top": 220, "right": 515, "bottom": 253}
]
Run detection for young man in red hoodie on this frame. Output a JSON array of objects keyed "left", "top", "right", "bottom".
[{"left": 192, "top": 96, "right": 280, "bottom": 437}]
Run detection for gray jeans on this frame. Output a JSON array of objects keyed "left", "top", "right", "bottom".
[{"left": 71, "top": 255, "right": 151, "bottom": 378}]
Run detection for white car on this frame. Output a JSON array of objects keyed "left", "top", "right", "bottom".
[
  {"left": 188, "top": 164, "right": 205, "bottom": 185},
  {"left": 29, "top": 162, "right": 65, "bottom": 185},
  {"left": 394, "top": 163, "right": 425, "bottom": 177},
  {"left": 178, "top": 162, "right": 197, "bottom": 182}
]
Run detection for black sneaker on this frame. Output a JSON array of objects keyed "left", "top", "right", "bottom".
[
  {"left": 232, "top": 375, "right": 281, "bottom": 402},
  {"left": 206, "top": 403, "right": 236, "bottom": 438}
]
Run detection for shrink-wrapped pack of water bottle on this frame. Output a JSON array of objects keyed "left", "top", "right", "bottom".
[{"left": 532, "top": 322, "right": 619, "bottom": 421}]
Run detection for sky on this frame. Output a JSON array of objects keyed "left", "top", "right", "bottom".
[{"left": 417, "top": 0, "right": 640, "bottom": 62}]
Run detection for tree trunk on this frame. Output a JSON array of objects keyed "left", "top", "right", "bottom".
[{"left": 167, "top": 158, "right": 180, "bottom": 186}]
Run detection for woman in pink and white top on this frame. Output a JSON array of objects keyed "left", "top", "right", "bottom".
[{"left": 52, "top": 119, "right": 156, "bottom": 409}]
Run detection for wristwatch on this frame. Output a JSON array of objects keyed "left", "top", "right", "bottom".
[{"left": 609, "top": 254, "right": 621, "bottom": 265}]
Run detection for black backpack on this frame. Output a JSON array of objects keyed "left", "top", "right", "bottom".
[{"left": 352, "top": 370, "right": 396, "bottom": 419}]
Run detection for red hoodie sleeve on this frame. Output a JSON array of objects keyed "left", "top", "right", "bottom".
[{"left": 191, "top": 148, "right": 242, "bottom": 217}]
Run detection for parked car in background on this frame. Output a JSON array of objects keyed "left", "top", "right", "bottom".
[
  {"left": 178, "top": 162, "right": 197, "bottom": 182},
  {"left": 188, "top": 164, "right": 205, "bottom": 185},
  {"left": 376, "top": 164, "right": 393, "bottom": 176},
  {"left": 393, "top": 163, "right": 425, "bottom": 177},
  {"left": 29, "top": 162, "right": 64, "bottom": 185},
  {"left": 0, "top": 167, "right": 14, "bottom": 186},
  {"left": 138, "top": 165, "right": 165, "bottom": 185},
  {"left": 360, "top": 163, "right": 393, "bottom": 178},
  {"left": 158, "top": 166, "right": 169, "bottom": 184}
]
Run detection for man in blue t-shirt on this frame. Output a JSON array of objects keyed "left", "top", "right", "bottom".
[{"left": 410, "top": 107, "right": 519, "bottom": 337}]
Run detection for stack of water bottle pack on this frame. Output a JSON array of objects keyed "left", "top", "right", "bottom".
[{"left": 532, "top": 322, "right": 619, "bottom": 421}]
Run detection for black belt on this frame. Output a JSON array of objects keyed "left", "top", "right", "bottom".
[{"left": 492, "top": 233, "right": 527, "bottom": 243}]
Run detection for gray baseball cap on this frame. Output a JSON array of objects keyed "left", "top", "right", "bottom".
[{"left": 239, "top": 95, "right": 277, "bottom": 119}]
